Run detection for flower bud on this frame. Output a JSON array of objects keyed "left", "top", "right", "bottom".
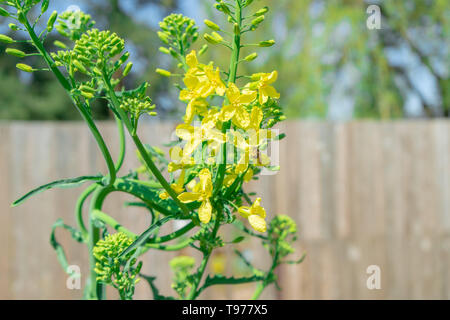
[
  {"left": 198, "top": 44, "right": 208, "bottom": 56},
  {"left": 159, "top": 47, "right": 170, "bottom": 55},
  {"left": 0, "top": 34, "right": 14, "bottom": 44},
  {"left": 47, "top": 11, "right": 58, "bottom": 32},
  {"left": 157, "top": 31, "right": 169, "bottom": 44},
  {"left": 9, "top": 24, "right": 19, "bottom": 31},
  {"left": 80, "top": 91, "right": 94, "bottom": 99},
  {"left": 244, "top": 0, "right": 254, "bottom": 7},
  {"left": 219, "top": 2, "right": 232, "bottom": 15},
  {"left": 0, "top": 7, "right": 10, "bottom": 17},
  {"left": 149, "top": 112, "right": 157, "bottom": 116},
  {"left": 41, "top": 0, "right": 50, "bottom": 13},
  {"left": 204, "top": 19, "right": 220, "bottom": 31},
  {"left": 156, "top": 68, "right": 171, "bottom": 77},
  {"left": 53, "top": 40, "right": 67, "bottom": 49},
  {"left": 234, "top": 23, "right": 240, "bottom": 35},
  {"left": 255, "top": 7, "right": 269, "bottom": 16},
  {"left": 259, "top": 40, "right": 275, "bottom": 47},
  {"left": 204, "top": 33, "right": 220, "bottom": 45},
  {"left": 123, "top": 62, "right": 133, "bottom": 76},
  {"left": 79, "top": 85, "right": 95, "bottom": 93},
  {"left": 73, "top": 60, "right": 87, "bottom": 73},
  {"left": 244, "top": 53, "right": 258, "bottom": 61},
  {"left": 6, "top": 48, "right": 26, "bottom": 58},
  {"left": 17, "top": 10, "right": 27, "bottom": 24},
  {"left": 251, "top": 15, "right": 265, "bottom": 26},
  {"left": 16, "top": 63, "right": 34, "bottom": 73}
]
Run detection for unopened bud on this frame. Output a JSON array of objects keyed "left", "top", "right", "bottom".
[
  {"left": 234, "top": 23, "right": 240, "bottom": 35},
  {"left": 0, "top": 34, "right": 14, "bottom": 44},
  {"left": 204, "top": 33, "right": 220, "bottom": 45},
  {"left": 41, "top": 0, "right": 50, "bottom": 13},
  {"left": 17, "top": 10, "right": 27, "bottom": 24},
  {"left": 9, "top": 24, "right": 19, "bottom": 31},
  {"left": 259, "top": 40, "right": 275, "bottom": 47},
  {"left": 159, "top": 47, "right": 170, "bottom": 55},
  {"left": 244, "top": 53, "right": 258, "bottom": 61},
  {"left": 53, "top": 40, "right": 67, "bottom": 49},
  {"left": 73, "top": 60, "right": 87, "bottom": 73},
  {"left": 251, "top": 15, "right": 265, "bottom": 26},
  {"left": 157, "top": 31, "right": 169, "bottom": 44},
  {"left": 156, "top": 68, "right": 171, "bottom": 77},
  {"left": 16, "top": 63, "right": 34, "bottom": 73},
  {"left": 204, "top": 19, "right": 220, "bottom": 31},
  {"left": 198, "top": 44, "right": 208, "bottom": 56},
  {"left": 123, "top": 62, "right": 133, "bottom": 76},
  {"left": 6, "top": 48, "right": 26, "bottom": 58},
  {"left": 255, "top": 7, "right": 269, "bottom": 16},
  {"left": 47, "top": 11, "right": 58, "bottom": 32}
]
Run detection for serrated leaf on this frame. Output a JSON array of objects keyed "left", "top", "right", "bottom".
[
  {"left": 12, "top": 175, "right": 102, "bottom": 207},
  {"left": 140, "top": 274, "right": 175, "bottom": 300},
  {"left": 202, "top": 274, "right": 265, "bottom": 289}
]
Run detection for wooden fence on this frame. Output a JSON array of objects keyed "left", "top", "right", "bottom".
[{"left": 0, "top": 120, "right": 449, "bottom": 300}]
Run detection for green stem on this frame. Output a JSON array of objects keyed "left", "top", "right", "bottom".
[
  {"left": 252, "top": 250, "right": 279, "bottom": 300},
  {"left": 187, "top": 209, "right": 222, "bottom": 300},
  {"left": 102, "top": 76, "right": 190, "bottom": 216},
  {"left": 75, "top": 184, "right": 98, "bottom": 240},
  {"left": 214, "top": 1, "right": 242, "bottom": 195},
  {"left": 23, "top": 18, "right": 117, "bottom": 186},
  {"left": 114, "top": 115, "right": 126, "bottom": 172}
]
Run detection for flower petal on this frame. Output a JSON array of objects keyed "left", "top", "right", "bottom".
[
  {"left": 177, "top": 192, "right": 202, "bottom": 203},
  {"left": 248, "top": 215, "right": 267, "bottom": 233},
  {"left": 199, "top": 199, "right": 212, "bottom": 224}
]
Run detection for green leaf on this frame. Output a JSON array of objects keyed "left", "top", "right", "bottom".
[
  {"left": 231, "top": 236, "right": 245, "bottom": 244},
  {"left": 274, "top": 133, "right": 286, "bottom": 141},
  {"left": 202, "top": 274, "right": 265, "bottom": 289},
  {"left": 12, "top": 175, "right": 102, "bottom": 207},
  {"left": 139, "top": 274, "right": 175, "bottom": 300},
  {"left": 119, "top": 215, "right": 174, "bottom": 258}
]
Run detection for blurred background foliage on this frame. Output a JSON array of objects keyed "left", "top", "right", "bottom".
[{"left": 0, "top": 0, "right": 448, "bottom": 120}]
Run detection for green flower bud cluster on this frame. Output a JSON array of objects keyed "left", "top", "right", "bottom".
[
  {"left": 266, "top": 215, "right": 298, "bottom": 259},
  {"left": 261, "top": 99, "right": 286, "bottom": 128},
  {"left": 56, "top": 9, "right": 96, "bottom": 41},
  {"left": 158, "top": 14, "right": 199, "bottom": 61},
  {"left": 169, "top": 255, "right": 195, "bottom": 298},
  {"left": 93, "top": 232, "right": 142, "bottom": 300},
  {"left": 120, "top": 97, "right": 157, "bottom": 121}
]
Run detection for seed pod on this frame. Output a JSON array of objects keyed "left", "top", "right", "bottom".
[
  {"left": 156, "top": 68, "right": 171, "bottom": 77},
  {"left": 6, "top": 48, "right": 26, "bottom": 58},
  {"left": 244, "top": 53, "right": 258, "bottom": 61},
  {"left": 0, "top": 7, "right": 10, "bottom": 17},
  {"left": 0, "top": 34, "right": 14, "bottom": 43},
  {"left": 255, "top": 7, "right": 269, "bottom": 16},
  {"left": 41, "top": 0, "right": 50, "bottom": 13},
  {"left": 204, "top": 19, "right": 220, "bottom": 31},
  {"left": 47, "top": 11, "right": 58, "bottom": 32},
  {"left": 16, "top": 63, "right": 34, "bottom": 73},
  {"left": 259, "top": 40, "right": 275, "bottom": 47},
  {"left": 123, "top": 62, "right": 133, "bottom": 77}
]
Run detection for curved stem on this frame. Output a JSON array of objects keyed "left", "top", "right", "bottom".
[
  {"left": 23, "top": 18, "right": 117, "bottom": 185},
  {"left": 75, "top": 184, "right": 98, "bottom": 240},
  {"left": 102, "top": 75, "right": 191, "bottom": 216},
  {"left": 114, "top": 115, "right": 126, "bottom": 172}
]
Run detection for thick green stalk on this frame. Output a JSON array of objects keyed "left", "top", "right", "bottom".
[
  {"left": 114, "top": 115, "right": 126, "bottom": 172},
  {"left": 22, "top": 18, "right": 117, "bottom": 186},
  {"left": 214, "top": 1, "right": 243, "bottom": 195},
  {"left": 252, "top": 250, "right": 279, "bottom": 300}
]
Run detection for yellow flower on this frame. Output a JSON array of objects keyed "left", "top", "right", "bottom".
[
  {"left": 178, "top": 168, "right": 213, "bottom": 224},
  {"left": 159, "top": 169, "right": 186, "bottom": 200},
  {"left": 230, "top": 129, "right": 271, "bottom": 168},
  {"left": 238, "top": 198, "right": 267, "bottom": 232},
  {"left": 176, "top": 123, "right": 226, "bottom": 157},
  {"left": 219, "top": 83, "right": 257, "bottom": 129},
  {"left": 203, "top": 64, "right": 226, "bottom": 97},
  {"left": 249, "top": 71, "right": 280, "bottom": 105},
  {"left": 167, "top": 146, "right": 195, "bottom": 172},
  {"left": 179, "top": 75, "right": 209, "bottom": 124},
  {"left": 247, "top": 106, "right": 273, "bottom": 146}
]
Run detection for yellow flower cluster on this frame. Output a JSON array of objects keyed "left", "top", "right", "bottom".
[{"left": 165, "top": 50, "right": 280, "bottom": 232}]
